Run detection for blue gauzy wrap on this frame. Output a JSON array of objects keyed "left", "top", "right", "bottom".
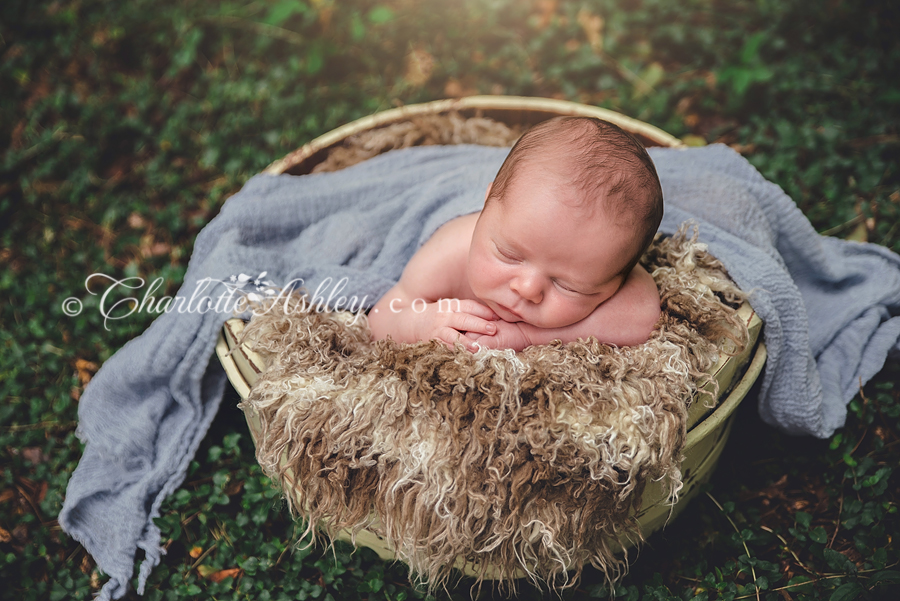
[{"left": 60, "top": 144, "right": 900, "bottom": 599}]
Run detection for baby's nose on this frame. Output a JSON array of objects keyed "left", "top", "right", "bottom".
[{"left": 510, "top": 274, "right": 543, "bottom": 304}]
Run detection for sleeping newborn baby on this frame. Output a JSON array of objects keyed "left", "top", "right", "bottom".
[{"left": 368, "top": 116, "right": 663, "bottom": 352}]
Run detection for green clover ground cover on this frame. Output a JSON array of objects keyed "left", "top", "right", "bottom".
[{"left": 1, "top": 0, "right": 898, "bottom": 599}]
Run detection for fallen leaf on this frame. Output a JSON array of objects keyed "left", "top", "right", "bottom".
[
  {"left": 31, "top": 180, "right": 61, "bottom": 194},
  {"left": 139, "top": 234, "right": 171, "bottom": 257},
  {"left": 75, "top": 359, "right": 98, "bottom": 386},
  {"left": 404, "top": 46, "right": 434, "bottom": 87},
  {"left": 310, "top": 0, "right": 332, "bottom": 29},
  {"left": 209, "top": 567, "right": 242, "bottom": 583},
  {"left": 10, "top": 121, "right": 26, "bottom": 150},
  {"left": 92, "top": 28, "right": 109, "bottom": 46},
  {"left": 0, "top": 527, "right": 10, "bottom": 543},
  {"left": 4, "top": 43, "right": 23, "bottom": 58},
  {"left": 22, "top": 448, "right": 45, "bottom": 465},
  {"left": 224, "top": 480, "right": 244, "bottom": 496},
  {"left": 444, "top": 78, "right": 478, "bottom": 98},
  {"left": 760, "top": 474, "right": 789, "bottom": 501},
  {"left": 577, "top": 8, "right": 604, "bottom": 52},
  {"left": 534, "top": 0, "right": 557, "bottom": 30},
  {"left": 127, "top": 213, "right": 146, "bottom": 229},
  {"left": 189, "top": 545, "right": 203, "bottom": 559},
  {"left": 150, "top": 242, "right": 171, "bottom": 256},
  {"left": 23, "top": 77, "right": 52, "bottom": 112},
  {"left": 729, "top": 143, "right": 757, "bottom": 154}
]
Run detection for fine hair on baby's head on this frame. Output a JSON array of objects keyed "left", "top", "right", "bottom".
[{"left": 487, "top": 116, "right": 664, "bottom": 275}]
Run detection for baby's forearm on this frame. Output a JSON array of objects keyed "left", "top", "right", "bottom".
[
  {"left": 514, "top": 321, "right": 589, "bottom": 347},
  {"left": 368, "top": 286, "right": 417, "bottom": 343},
  {"left": 515, "top": 313, "right": 652, "bottom": 348},
  {"left": 367, "top": 308, "right": 404, "bottom": 342}
]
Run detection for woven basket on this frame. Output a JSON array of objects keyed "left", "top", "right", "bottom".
[{"left": 216, "top": 95, "right": 766, "bottom": 572}]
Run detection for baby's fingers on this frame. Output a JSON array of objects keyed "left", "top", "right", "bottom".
[
  {"left": 455, "top": 299, "right": 499, "bottom": 322},
  {"left": 451, "top": 313, "right": 497, "bottom": 336},
  {"left": 436, "top": 328, "right": 480, "bottom": 352}
]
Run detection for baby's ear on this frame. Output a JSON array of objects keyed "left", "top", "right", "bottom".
[{"left": 484, "top": 182, "right": 493, "bottom": 202}]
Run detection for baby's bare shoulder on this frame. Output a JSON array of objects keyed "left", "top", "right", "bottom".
[
  {"left": 415, "top": 212, "right": 478, "bottom": 262},
  {"left": 425, "top": 211, "right": 479, "bottom": 246},
  {"left": 401, "top": 212, "right": 480, "bottom": 298}
]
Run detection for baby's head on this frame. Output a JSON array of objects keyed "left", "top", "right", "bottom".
[{"left": 467, "top": 116, "right": 663, "bottom": 328}]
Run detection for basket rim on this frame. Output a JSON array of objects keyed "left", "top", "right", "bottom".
[
  {"left": 685, "top": 338, "right": 767, "bottom": 449},
  {"left": 264, "top": 95, "right": 686, "bottom": 175}
]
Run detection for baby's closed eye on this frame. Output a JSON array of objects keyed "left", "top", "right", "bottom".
[
  {"left": 552, "top": 279, "right": 581, "bottom": 294},
  {"left": 494, "top": 243, "right": 521, "bottom": 263},
  {"left": 552, "top": 278, "right": 597, "bottom": 296}
]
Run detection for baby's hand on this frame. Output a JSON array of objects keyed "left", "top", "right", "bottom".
[
  {"left": 466, "top": 319, "right": 532, "bottom": 352},
  {"left": 412, "top": 299, "right": 499, "bottom": 352}
]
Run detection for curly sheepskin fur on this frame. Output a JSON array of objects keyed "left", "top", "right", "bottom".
[{"left": 239, "top": 227, "right": 747, "bottom": 593}]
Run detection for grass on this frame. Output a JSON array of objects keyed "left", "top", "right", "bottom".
[{"left": 1, "top": 0, "right": 898, "bottom": 599}]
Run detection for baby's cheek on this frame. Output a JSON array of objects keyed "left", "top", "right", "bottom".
[
  {"left": 549, "top": 298, "right": 597, "bottom": 327},
  {"left": 471, "top": 264, "right": 505, "bottom": 297}
]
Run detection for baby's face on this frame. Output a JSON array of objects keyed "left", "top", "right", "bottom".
[{"left": 467, "top": 171, "right": 636, "bottom": 329}]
